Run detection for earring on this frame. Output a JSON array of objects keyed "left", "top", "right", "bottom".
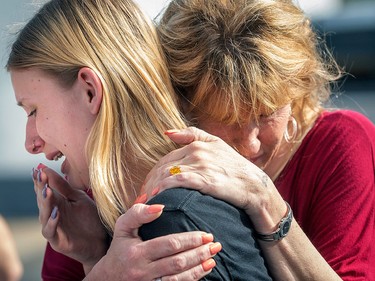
[
  {"left": 32, "top": 140, "right": 36, "bottom": 151},
  {"left": 284, "top": 116, "right": 297, "bottom": 143}
]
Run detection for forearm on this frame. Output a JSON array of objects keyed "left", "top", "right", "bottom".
[
  {"left": 247, "top": 188, "right": 341, "bottom": 281},
  {"left": 259, "top": 221, "right": 341, "bottom": 281}
]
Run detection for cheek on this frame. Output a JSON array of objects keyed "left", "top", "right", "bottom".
[{"left": 259, "top": 122, "right": 285, "bottom": 148}]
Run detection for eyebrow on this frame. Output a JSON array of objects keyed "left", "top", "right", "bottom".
[{"left": 17, "top": 101, "right": 24, "bottom": 107}]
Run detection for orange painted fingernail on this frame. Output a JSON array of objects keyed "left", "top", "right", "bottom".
[
  {"left": 134, "top": 193, "right": 147, "bottom": 204},
  {"left": 202, "top": 258, "right": 216, "bottom": 271},
  {"left": 202, "top": 233, "right": 214, "bottom": 244},
  {"left": 151, "top": 187, "right": 160, "bottom": 196},
  {"left": 209, "top": 242, "right": 222, "bottom": 255},
  {"left": 147, "top": 204, "right": 165, "bottom": 214},
  {"left": 164, "top": 129, "right": 180, "bottom": 135}
]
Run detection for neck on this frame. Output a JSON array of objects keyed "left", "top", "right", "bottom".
[{"left": 267, "top": 141, "right": 300, "bottom": 181}]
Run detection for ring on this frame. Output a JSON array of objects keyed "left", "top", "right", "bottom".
[{"left": 169, "top": 165, "right": 181, "bottom": 175}]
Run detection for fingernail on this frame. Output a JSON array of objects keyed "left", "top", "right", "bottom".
[
  {"left": 37, "top": 169, "right": 42, "bottom": 183},
  {"left": 37, "top": 163, "right": 47, "bottom": 170},
  {"left": 209, "top": 242, "right": 222, "bottom": 255},
  {"left": 202, "top": 233, "right": 214, "bottom": 244},
  {"left": 147, "top": 204, "right": 165, "bottom": 214},
  {"left": 134, "top": 193, "right": 147, "bottom": 204},
  {"left": 31, "top": 168, "right": 36, "bottom": 180},
  {"left": 202, "top": 258, "right": 216, "bottom": 271},
  {"left": 51, "top": 206, "right": 58, "bottom": 220},
  {"left": 151, "top": 187, "right": 160, "bottom": 196},
  {"left": 42, "top": 184, "right": 48, "bottom": 199},
  {"left": 164, "top": 129, "right": 180, "bottom": 135}
]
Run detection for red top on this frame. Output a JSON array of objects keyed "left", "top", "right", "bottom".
[
  {"left": 275, "top": 110, "right": 375, "bottom": 280},
  {"left": 42, "top": 110, "right": 375, "bottom": 281}
]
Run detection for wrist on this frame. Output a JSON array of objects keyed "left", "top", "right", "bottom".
[
  {"left": 83, "top": 232, "right": 112, "bottom": 274},
  {"left": 254, "top": 201, "right": 293, "bottom": 242}
]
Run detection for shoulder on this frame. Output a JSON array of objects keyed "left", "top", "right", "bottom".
[
  {"left": 306, "top": 110, "right": 375, "bottom": 152},
  {"left": 140, "top": 188, "right": 253, "bottom": 239},
  {"left": 317, "top": 110, "right": 375, "bottom": 137}
]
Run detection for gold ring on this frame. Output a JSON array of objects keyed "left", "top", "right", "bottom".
[{"left": 169, "top": 165, "right": 181, "bottom": 175}]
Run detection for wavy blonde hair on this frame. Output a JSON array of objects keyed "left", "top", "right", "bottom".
[
  {"left": 158, "top": 0, "right": 342, "bottom": 139},
  {"left": 7, "top": 0, "right": 186, "bottom": 232}
]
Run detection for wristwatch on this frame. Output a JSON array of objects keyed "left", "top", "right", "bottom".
[{"left": 255, "top": 201, "right": 293, "bottom": 242}]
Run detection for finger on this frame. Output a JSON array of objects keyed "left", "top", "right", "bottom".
[
  {"left": 144, "top": 232, "right": 216, "bottom": 261},
  {"left": 114, "top": 204, "right": 165, "bottom": 238},
  {"left": 164, "top": 126, "right": 219, "bottom": 145},
  {"left": 38, "top": 184, "right": 56, "bottom": 225},
  {"left": 161, "top": 259, "right": 215, "bottom": 281},
  {"left": 42, "top": 206, "right": 59, "bottom": 240},
  {"left": 150, "top": 171, "right": 206, "bottom": 197},
  {"left": 148, "top": 243, "right": 219, "bottom": 279},
  {"left": 32, "top": 167, "right": 45, "bottom": 198}
]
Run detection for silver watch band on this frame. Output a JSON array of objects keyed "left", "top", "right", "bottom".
[{"left": 255, "top": 201, "right": 293, "bottom": 242}]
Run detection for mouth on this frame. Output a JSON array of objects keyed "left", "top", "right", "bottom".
[{"left": 53, "top": 152, "right": 64, "bottom": 161}]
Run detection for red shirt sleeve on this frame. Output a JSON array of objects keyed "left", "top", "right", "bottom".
[{"left": 42, "top": 242, "right": 85, "bottom": 281}]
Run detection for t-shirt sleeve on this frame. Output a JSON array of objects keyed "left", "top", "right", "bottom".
[{"left": 42, "top": 242, "right": 85, "bottom": 281}]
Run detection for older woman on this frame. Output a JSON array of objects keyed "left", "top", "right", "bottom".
[{"left": 143, "top": 0, "right": 375, "bottom": 280}]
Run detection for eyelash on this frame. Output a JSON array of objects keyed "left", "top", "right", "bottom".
[{"left": 28, "top": 109, "right": 36, "bottom": 117}]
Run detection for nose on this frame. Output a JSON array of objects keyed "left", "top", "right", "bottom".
[
  {"left": 25, "top": 118, "right": 44, "bottom": 154},
  {"left": 232, "top": 123, "right": 260, "bottom": 158}
]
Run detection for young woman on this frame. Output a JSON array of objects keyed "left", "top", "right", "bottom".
[{"left": 7, "top": 0, "right": 272, "bottom": 280}]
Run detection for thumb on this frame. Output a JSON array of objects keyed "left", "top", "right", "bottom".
[
  {"left": 114, "top": 204, "right": 164, "bottom": 239},
  {"left": 164, "top": 126, "right": 219, "bottom": 145}
]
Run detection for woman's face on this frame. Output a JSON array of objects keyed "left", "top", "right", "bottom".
[
  {"left": 196, "top": 105, "right": 292, "bottom": 177},
  {"left": 11, "top": 68, "right": 99, "bottom": 190}
]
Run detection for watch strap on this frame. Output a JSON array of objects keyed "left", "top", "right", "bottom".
[{"left": 255, "top": 201, "right": 293, "bottom": 242}]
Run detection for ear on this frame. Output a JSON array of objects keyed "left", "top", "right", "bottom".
[{"left": 77, "top": 67, "right": 103, "bottom": 115}]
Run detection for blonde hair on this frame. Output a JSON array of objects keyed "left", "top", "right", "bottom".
[
  {"left": 158, "top": 0, "right": 342, "bottom": 138},
  {"left": 7, "top": 0, "right": 186, "bottom": 232}
]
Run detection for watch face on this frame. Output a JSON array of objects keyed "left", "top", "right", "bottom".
[{"left": 281, "top": 221, "right": 291, "bottom": 236}]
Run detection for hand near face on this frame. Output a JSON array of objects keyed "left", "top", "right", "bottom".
[
  {"left": 32, "top": 165, "right": 108, "bottom": 271},
  {"left": 143, "top": 127, "right": 284, "bottom": 229},
  {"left": 86, "top": 203, "right": 218, "bottom": 281}
]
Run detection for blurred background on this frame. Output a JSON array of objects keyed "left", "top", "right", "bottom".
[{"left": 0, "top": 0, "right": 374, "bottom": 280}]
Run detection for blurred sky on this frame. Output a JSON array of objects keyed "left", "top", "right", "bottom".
[{"left": 0, "top": 0, "right": 356, "bottom": 178}]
